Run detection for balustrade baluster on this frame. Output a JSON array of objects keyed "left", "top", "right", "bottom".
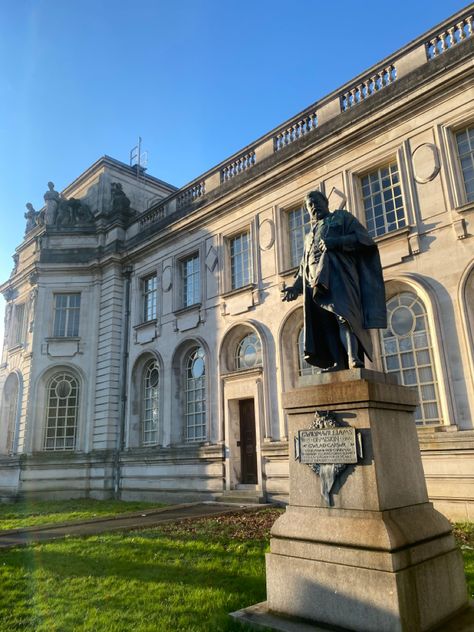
[
  {"left": 457, "top": 21, "right": 466, "bottom": 40},
  {"left": 466, "top": 16, "right": 473, "bottom": 36}
]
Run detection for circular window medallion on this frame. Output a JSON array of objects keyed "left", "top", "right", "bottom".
[
  {"left": 242, "top": 342, "right": 257, "bottom": 367},
  {"left": 55, "top": 379, "right": 72, "bottom": 399},
  {"left": 149, "top": 367, "right": 159, "bottom": 388},
  {"left": 191, "top": 356, "right": 205, "bottom": 379},
  {"left": 390, "top": 306, "right": 414, "bottom": 336}
]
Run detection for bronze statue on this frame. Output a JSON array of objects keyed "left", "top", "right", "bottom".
[{"left": 282, "top": 191, "right": 386, "bottom": 371}]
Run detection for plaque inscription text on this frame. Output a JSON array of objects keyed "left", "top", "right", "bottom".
[{"left": 298, "top": 427, "right": 357, "bottom": 464}]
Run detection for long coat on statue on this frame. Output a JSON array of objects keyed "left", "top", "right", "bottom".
[{"left": 293, "top": 209, "right": 386, "bottom": 369}]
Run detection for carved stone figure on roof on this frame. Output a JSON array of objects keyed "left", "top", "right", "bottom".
[
  {"left": 56, "top": 197, "right": 94, "bottom": 227},
  {"left": 24, "top": 203, "right": 38, "bottom": 234},
  {"left": 43, "top": 181, "right": 60, "bottom": 225},
  {"left": 111, "top": 182, "right": 132, "bottom": 217}
]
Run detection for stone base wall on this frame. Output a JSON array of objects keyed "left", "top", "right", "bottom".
[
  {"left": 419, "top": 429, "right": 474, "bottom": 522},
  {"left": 118, "top": 444, "right": 225, "bottom": 503},
  {"left": 1, "top": 434, "right": 473, "bottom": 521}
]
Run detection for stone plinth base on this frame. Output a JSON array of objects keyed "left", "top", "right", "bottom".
[
  {"left": 230, "top": 601, "right": 474, "bottom": 632},
  {"left": 263, "top": 370, "right": 469, "bottom": 632}
]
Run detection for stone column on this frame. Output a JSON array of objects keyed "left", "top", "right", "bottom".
[{"left": 259, "top": 370, "right": 468, "bottom": 631}]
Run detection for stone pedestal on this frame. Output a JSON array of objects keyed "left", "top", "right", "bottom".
[{"left": 236, "top": 370, "right": 469, "bottom": 632}]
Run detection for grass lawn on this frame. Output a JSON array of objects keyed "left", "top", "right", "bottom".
[
  {"left": 0, "top": 499, "right": 165, "bottom": 531},
  {"left": 0, "top": 504, "right": 472, "bottom": 632}
]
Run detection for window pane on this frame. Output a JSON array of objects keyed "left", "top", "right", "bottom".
[
  {"left": 456, "top": 126, "right": 474, "bottom": 202},
  {"left": 288, "top": 206, "right": 311, "bottom": 268},
  {"left": 44, "top": 374, "right": 78, "bottom": 451},
  {"left": 236, "top": 333, "right": 263, "bottom": 370},
  {"left": 53, "top": 294, "right": 81, "bottom": 337},
  {"left": 380, "top": 292, "right": 442, "bottom": 425},
  {"left": 142, "top": 360, "right": 159, "bottom": 445},
  {"left": 182, "top": 254, "right": 200, "bottom": 307},
  {"left": 143, "top": 274, "right": 157, "bottom": 321},
  {"left": 361, "top": 163, "right": 406, "bottom": 238},
  {"left": 185, "top": 347, "right": 206, "bottom": 442},
  {"left": 230, "top": 232, "right": 251, "bottom": 289}
]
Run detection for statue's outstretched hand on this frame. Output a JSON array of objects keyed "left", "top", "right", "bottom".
[{"left": 282, "top": 286, "right": 299, "bottom": 302}]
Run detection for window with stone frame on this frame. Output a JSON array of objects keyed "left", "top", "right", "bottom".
[
  {"left": 142, "top": 359, "right": 160, "bottom": 446},
  {"left": 181, "top": 253, "right": 200, "bottom": 308},
  {"left": 455, "top": 124, "right": 474, "bottom": 202},
  {"left": 229, "top": 230, "right": 252, "bottom": 290},
  {"left": 360, "top": 162, "right": 406, "bottom": 238},
  {"left": 9, "top": 303, "right": 26, "bottom": 347},
  {"left": 44, "top": 373, "right": 79, "bottom": 451},
  {"left": 379, "top": 292, "right": 442, "bottom": 426},
  {"left": 184, "top": 346, "right": 206, "bottom": 442},
  {"left": 2, "top": 373, "right": 19, "bottom": 454},
  {"left": 53, "top": 293, "right": 81, "bottom": 338},
  {"left": 142, "top": 274, "right": 157, "bottom": 322},
  {"left": 287, "top": 205, "right": 311, "bottom": 269}
]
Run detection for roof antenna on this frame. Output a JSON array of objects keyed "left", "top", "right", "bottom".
[{"left": 129, "top": 137, "right": 148, "bottom": 179}]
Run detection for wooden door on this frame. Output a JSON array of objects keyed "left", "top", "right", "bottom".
[{"left": 239, "top": 399, "right": 257, "bottom": 484}]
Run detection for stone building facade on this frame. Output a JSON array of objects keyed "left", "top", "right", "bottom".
[{"left": 1, "top": 8, "right": 473, "bottom": 520}]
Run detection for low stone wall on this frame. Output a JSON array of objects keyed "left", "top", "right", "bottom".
[
  {"left": 420, "top": 429, "right": 474, "bottom": 522},
  {"left": 118, "top": 444, "right": 225, "bottom": 503}
]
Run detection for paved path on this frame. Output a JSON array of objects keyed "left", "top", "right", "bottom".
[{"left": 0, "top": 502, "right": 263, "bottom": 549}]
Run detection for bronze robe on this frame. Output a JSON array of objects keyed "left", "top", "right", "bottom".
[{"left": 293, "top": 209, "right": 386, "bottom": 369}]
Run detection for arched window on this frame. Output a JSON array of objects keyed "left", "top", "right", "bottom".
[
  {"left": 185, "top": 346, "right": 206, "bottom": 442},
  {"left": 142, "top": 359, "right": 160, "bottom": 445},
  {"left": 44, "top": 373, "right": 79, "bottom": 450},
  {"left": 2, "top": 373, "right": 19, "bottom": 453},
  {"left": 380, "top": 292, "right": 442, "bottom": 425},
  {"left": 297, "top": 327, "right": 318, "bottom": 376},
  {"left": 235, "top": 333, "right": 262, "bottom": 370}
]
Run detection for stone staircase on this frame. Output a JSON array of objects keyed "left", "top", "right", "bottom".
[{"left": 217, "top": 485, "right": 266, "bottom": 505}]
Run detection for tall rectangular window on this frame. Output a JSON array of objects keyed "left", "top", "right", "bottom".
[
  {"left": 181, "top": 254, "right": 200, "bottom": 307},
  {"left": 455, "top": 125, "right": 474, "bottom": 202},
  {"left": 53, "top": 294, "right": 81, "bottom": 337},
  {"left": 143, "top": 274, "right": 157, "bottom": 322},
  {"left": 10, "top": 303, "right": 26, "bottom": 347},
  {"left": 230, "top": 231, "right": 251, "bottom": 290},
  {"left": 288, "top": 206, "right": 311, "bottom": 268},
  {"left": 361, "top": 163, "right": 405, "bottom": 238}
]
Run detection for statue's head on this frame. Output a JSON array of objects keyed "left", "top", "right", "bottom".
[
  {"left": 47, "top": 181, "right": 55, "bottom": 190},
  {"left": 304, "top": 190, "right": 329, "bottom": 220},
  {"left": 26, "top": 202, "right": 34, "bottom": 211}
]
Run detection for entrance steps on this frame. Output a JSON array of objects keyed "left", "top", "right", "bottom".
[{"left": 217, "top": 487, "right": 266, "bottom": 505}]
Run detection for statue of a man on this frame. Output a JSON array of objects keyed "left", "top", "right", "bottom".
[
  {"left": 282, "top": 190, "right": 387, "bottom": 371},
  {"left": 43, "top": 181, "right": 60, "bottom": 225}
]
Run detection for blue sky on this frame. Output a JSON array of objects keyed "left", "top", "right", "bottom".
[{"left": 0, "top": 0, "right": 469, "bottom": 348}]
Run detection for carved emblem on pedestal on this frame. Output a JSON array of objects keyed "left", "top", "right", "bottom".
[{"left": 294, "top": 410, "right": 363, "bottom": 505}]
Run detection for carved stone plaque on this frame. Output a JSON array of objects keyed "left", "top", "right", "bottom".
[{"left": 298, "top": 427, "right": 357, "bottom": 464}]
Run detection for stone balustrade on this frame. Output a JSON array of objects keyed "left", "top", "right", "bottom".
[
  {"left": 341, "top": 64, "right": 397, "bottom": 111},
  {"left": 136, "top": 6, "right": 473, "bottom": 229},
  {"left": 427, "top": 13, "right": 473, "bottom": 59},
  {"left": 220, "top": 151, "right": 256, "bottom": 183},
  {"left": 176, "top": 181, "right": 205, "bottom": 209},
  {"left": 139, "top": 203, "right": 167, "bottom": 226},
  {"left": 274, "top": 111, "right": 318, "bottom": 151}
]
